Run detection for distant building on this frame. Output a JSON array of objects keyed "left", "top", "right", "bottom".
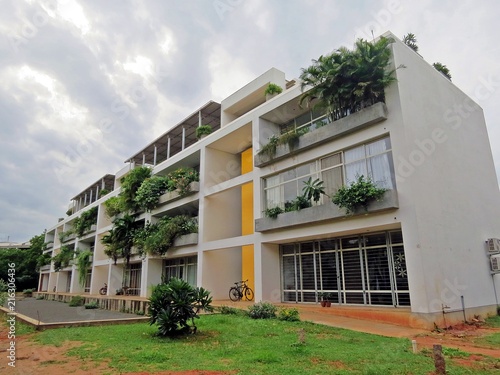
[
  {"left": 38, "top": 32, "right": 500, "bottom": 329},
  {"left": 0, "top": 242, "right": 31, "bottom": 249}
]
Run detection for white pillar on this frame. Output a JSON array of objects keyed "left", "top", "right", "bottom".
[
  {"left": 167, "top": 137, "right": 171, "bottom": 159},
  {"left": 182, "top": 127, "right": 186, "bottom": 150},
  {"left": 153, "top": 145, "right": 157, "bottom": 166},
  {"left": 142, "top": 153, "right": 146, "bottom": 165}
]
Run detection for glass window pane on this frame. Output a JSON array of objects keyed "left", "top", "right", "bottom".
[
  {"left": 367, "top": 137, "right": 391, "bottom": 156},
  {"left": 295, "top": 112, "right": 312, "bottom": 127},
  {"left": 297, "top": 162, "right": 315, "bottom": 177},
  {"left": 282, "top": 256, "right": 296, "bottom": 290},
  {"left": 322, "top": 166, "right": 343, "bottom": 196},
  {"left": 282, "top": 169, "right": 296, "bottom": 182},
  {"left": 265, "top": 175, "right": 280, "bottom": 188},
  {"left": 312, "top": 108, "right": 326, "bottom": 119},
  {"left": 367, "top": 153, "right": 394, "bottom": 189},
  {"left": 321, "top": 153, "right": 342, "bottom": 169},
  {"left": 344, "top": 145, "right": 365, "bottom": 163},
  {"left": 265, "top": 187, "right": 280, "bottom": 208},
  {"left": 283, "top": 181, "right": 297, "bottom": 202},
  {"left": 345, "top": 160, "right": 367, "bottom": 184}
]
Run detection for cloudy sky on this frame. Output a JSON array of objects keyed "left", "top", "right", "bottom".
[{"left": 1, "top": 0, "right": 499, "bottom": 242}]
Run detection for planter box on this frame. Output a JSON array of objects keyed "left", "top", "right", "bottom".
[
  {"left": 255, "top": 189, "right": 398, "bottom": 232},
  {"left": 255, "top": 102, "right": 388, "bottom": 167},
  {"left": 173, "top": 233, "right": 199, "bottom": 247},
  {"left": 40, "top": 264, "right": 51, "bottom": 272},
  {"left": 157, "top": 182, "right": 200, "bottom": 205}
]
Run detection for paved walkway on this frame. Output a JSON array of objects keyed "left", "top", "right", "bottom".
[{"left": 1, "top": 297, "right": 149, "bottom": 328}]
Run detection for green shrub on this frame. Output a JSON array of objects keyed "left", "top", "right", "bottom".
[
  {"left": 264, "top": 83, "right": 283, "bottom": 95},
  {"left": 104, "top": 196, "right": 127, "bottom": 218},
  {"left": 134, "top": 176, "right": 171, "bottom": 211},
  {"left": 148, "top": 278, "right": 212, "bottom": 336},
  {"left": 284, "top": 195, "right": 312, "bottom": 212},
  {"left": 36, "top": 295, "right": 45, "bottom": 300},
  {"left": 264, "top": 206, "right": 284, "bottom": 219},
  {"left": 23, "top": 288, "right": 35, "bottom": 297},
  {"left": 69, "top": 295, "right": 85, "bottom": 307},
  {"left": 196, "top": 125, "right": 212, "bottom": 139},
  {"left": 278, "top": 307, "right": 300, "bottom": 322},
  {"left": 332, "top": 175, "right": 386, "bottom": 215},
  {"left": 218, "top": 305, "right": 241, "bottom": 315},
  {"left": 84, "top": 301, "right": 99, "bottom": 309},
  {"left": 248, "top": 302, "right": 277, "bottom": 319}
]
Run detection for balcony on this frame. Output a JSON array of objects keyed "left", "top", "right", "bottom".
[
  {"left": 255, "top": 189, "right": 398, "bottom": 232},
  {"left": 156, "top": 182, "right": 200, "bottom": 206},
  {"left": 172, "top": 233, "right": 198, "bottom": 248},
  {"left": 255, "top": 102, "right": 388, "bottom": 167},
  {"left": 40, "top": 264, "right": 51, "bottom": 272}
]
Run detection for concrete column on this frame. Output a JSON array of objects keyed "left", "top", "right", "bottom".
[
  {"left": 142, "top": 258, "right": 163, "bottom": 297},
  {"left": 182, "top": 127, "right": 186, "bottom": 150},
  {"left": 167, "top": 137, "right": 171, "bottom": 159},
  {"left": 198, "top": 110, "right": 202, "bottom": 127},
  {"left": 153, "top": 145, "right": 157, "bottom": 166}
]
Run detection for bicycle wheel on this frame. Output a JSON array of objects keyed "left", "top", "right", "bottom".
[
  {"left": 244, "top": 287, "right": 254, "bottom": 301},
  {"left": 99, "top": 288, "right": 106, "bottom": 295},
  {"left": 229, "top": 287, "right": 240, "bottom": 302}
]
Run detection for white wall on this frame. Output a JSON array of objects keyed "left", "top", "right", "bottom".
[{"left": 387, "top": 35, "right": 500, "bottom": 315}]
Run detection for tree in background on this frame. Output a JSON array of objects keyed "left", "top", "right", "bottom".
[{"left": 0, "top": 233, "right": 50, "bottom": 291}]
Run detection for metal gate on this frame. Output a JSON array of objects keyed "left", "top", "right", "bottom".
[{"left": 281, "top": 230, "right": 409, "bottom": 306}]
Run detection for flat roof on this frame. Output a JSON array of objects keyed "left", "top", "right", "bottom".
[
  {"left": 71, "top": 174, "right": 115, "bottom": 201},
  {"left": 125, "top": 101, "right": 221, "bottom": 165}
]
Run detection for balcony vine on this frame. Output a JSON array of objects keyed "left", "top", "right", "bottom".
[{"left": 331, "top": 175, "right": 386, "bottom": 215}]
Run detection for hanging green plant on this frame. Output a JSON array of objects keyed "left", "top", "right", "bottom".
[
  {"left": 258, "top": 134, "right": 279, "bottom": 158},
  {"left": 74, "top": 207, "right": 98, "bottom": 237},
  {"left": 264, "top": 206, "right": 284, "bottom": 219},
  {"left": 76, "top": 249, "right": 92, "bottom": 287},
  {"left": 331, "top": 175, "right": 386, "bottom": 215},
  {"left": 52, "top": 245, "right": 74, "bottom": 271}
]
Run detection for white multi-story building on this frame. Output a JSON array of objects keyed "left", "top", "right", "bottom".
[{"left": 38, "top": 32, "right": 500, "bottom": 328}]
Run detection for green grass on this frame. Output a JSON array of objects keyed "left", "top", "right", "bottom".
[
  {"left": 485, "top": 315, "right": 500, "bottom": 328},
  {"left": 28, "top": 314, "right": 499, "bottom": 374}
]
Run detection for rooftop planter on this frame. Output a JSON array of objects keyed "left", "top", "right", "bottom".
[
  {"left": 255, "top": 189, "right": 398, "bottom": 232},
  {"left": 256, "top": 102, "right": 387, "bottom": 167}
]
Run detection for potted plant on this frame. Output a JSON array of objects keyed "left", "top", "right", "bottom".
[
  {"left": 196, "top": 125, "right": 212, "bottom": 139},
  {"left": 318, "top": 292, "right": 332, "bottom": 307},
  {"left": 331, "top": 175, "right": 386, "bottom": 215},
  {"left": 264, "top": 83, "right": 283, "bottom": 100},
  {"left": 302, "top": 177, "right": 327, "bottom": 204}
]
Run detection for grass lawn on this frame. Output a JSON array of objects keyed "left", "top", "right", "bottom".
[
  {"left": 29, "top": 313, "right": 499, "bottom": 374},
  {"left": 474, "top": 315, "right": 500, "bottom": 348}
]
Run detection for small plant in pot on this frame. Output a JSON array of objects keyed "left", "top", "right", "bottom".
[
  {"left": 264, "top": 83, "right": 283, "bottom": 98},
  {"left": 196, "top": 125, "right": 212, "bottom": 139},
  {"left": 318, "top": 292, "right": 332, "bottom": 307}
]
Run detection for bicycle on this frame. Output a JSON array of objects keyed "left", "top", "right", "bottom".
[
  {"left": 99, "top": 283, "right": 107, "bottom": 295},
  {"left": 229, "top": 280, "right": 254, "bottom": 301}
]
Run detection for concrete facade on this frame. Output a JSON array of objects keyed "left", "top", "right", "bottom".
[{"left": 39, "top": 32, "right": 500, "bottom": 329}]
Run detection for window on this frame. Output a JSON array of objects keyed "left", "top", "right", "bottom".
[
  {"left": 280, "top": 108, "right": 329, "bottom": 134},
  {"left": 164, "top": 256, "right": 197, "bottom": 287},
  {"left": 263, "top": 136, "right": 394, "bottom": 209}
]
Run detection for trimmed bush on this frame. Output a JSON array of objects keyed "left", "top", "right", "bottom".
[
  {"left": 218, "top": 305, "right": 241, "bottom": 315},
  {"left": 84, "top": 301, "right": 99, "bottom": 309},
  {"left": 248, "top": 302, "right": 277, "bottom": 319},
  {"left": 69, "top": 295, "right": 85, "bottom": 307}
]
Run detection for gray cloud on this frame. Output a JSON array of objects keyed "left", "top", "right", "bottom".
[{"left": 1, "top": 0, "right": 499, "bottom": 241}]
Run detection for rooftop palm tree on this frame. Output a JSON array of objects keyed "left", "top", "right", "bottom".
[
  {"left": 300, "top": 37, "right": 398, "bottom": 122},
  {"left": 433, "top": 62, "right": 452, "bottom": 80},
  {"left": 402, "top": 33, "right": 418, "bottom": 52}
]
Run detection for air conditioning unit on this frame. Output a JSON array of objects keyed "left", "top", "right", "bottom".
[
  {"left": 491, "top": 256, "right": 500, "bottom": 273},
  {"left": 486, "top": 238, "right": 500, "bottom": 254}
]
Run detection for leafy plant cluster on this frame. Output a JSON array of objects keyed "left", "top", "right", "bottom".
[
  {"left": 300, "top": 37, "right": 398, "bottom": 122},
  {"left": 85, "top": 301, "right": 99, "bottom": 309},
  {"left": 108, "top": 166, "right": 199, "bottom": 214},
  {"left": 332, "top": 175, "right": 386, "bottom": 214},
  {"left": 52, "top": 245, "right": 74, "bottom": 271},
  {"left": 258, "top": 127, "right": 309, "bottom": 158},
  {"left": 402, "top": 32, "right": 452, "bottom": 80},
  {"left": 277, "top": 307, "right": 300, "bottom": 322},
  {"left": 148, "top": 277, "right": 212, "bottom": 336},
  {"left": 73, "top": 207, "right": 98, "bottom": 237},
  {"left": 134, "top": 215, "right": 198, "bottom": 256},
  {"left": 0, "top": 279, "right": 7, "bottom": 305},
  {"left": 195, "top": 125, "right": 212, "bottom": 139},
  {"left": 69, "top": 295, "right": 85, "bottom": 307},
  {"left": 101, "top": 215, "right": 141, "bottom": 265},
  {"left": 76, "top": 249, "right": 92, "bottom": 287},
  {"left": 248, "top": 301, "right": 278, "bottom": 319},
  {"left": 264, "top": 83, "right": 283, "bottom": 95}
]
